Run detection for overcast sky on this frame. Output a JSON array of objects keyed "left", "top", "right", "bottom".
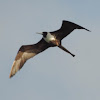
[{"left": 0, "top": 0, "right": 100, "bottom": 100}]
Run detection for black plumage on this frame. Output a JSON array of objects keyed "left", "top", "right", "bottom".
[{"left": 9, "top": 20, "right": 90, "bottom": 78}]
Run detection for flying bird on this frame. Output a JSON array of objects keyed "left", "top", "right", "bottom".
[{"left": 9, "top": 20, "right": 90, "bottom": 78}]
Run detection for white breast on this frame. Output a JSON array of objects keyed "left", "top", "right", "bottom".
[{"left": 43, "top": 32, "right": 56, "bottom": 43}]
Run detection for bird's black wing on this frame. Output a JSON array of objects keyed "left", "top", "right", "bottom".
[
  {"left": 9, "top": 38, "right": 50, "bottom": 78},
  {"left": 51, "top": 20, "right": 90, "bottom": 40}
]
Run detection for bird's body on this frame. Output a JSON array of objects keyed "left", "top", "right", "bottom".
[
  {"left": 9, "top": 20, "right": 90, "bottom": 78},
  {"left": 43, "top": 32, "right": 56, "bottom": 43}
]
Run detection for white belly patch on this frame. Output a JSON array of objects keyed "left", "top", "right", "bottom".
[{"left": 43, "top": 32, "right": 56, "bottom": 43}]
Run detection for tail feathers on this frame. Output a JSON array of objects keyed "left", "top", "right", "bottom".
[{"left": 58, "top": 45, "right": 75, "bottom": 57}]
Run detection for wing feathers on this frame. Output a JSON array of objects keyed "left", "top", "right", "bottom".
[
  {"left": 9, "top": 50, "right": 36, "bottom": 78},
  {"left": 51, "top": 20, "right": 90, "bottom": 40},
  {"left": 9, "top": 39, "right": 50, "bottom": 78}
]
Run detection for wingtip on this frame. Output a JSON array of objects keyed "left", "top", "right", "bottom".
[
  {"left": 9, "top": 70, "right": 13, "bottom": 78},
  {"left": 62, "top": 20, "right": 91, "bottom": 32},
  {"left": 84, "top": 28, "right": 91, "bottom": 32},
  {"left": 9, "top": 72, "right": 14, "bottom": 78},
  {"left": 9, "top": 74, "right": 12, "bottom": 78},
  {"left": 9, "top": 61, "right": 17, "bottom": 78}
]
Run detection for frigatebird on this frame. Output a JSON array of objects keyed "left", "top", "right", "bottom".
[{"left": 9, "top": 20, "right": 90, "bottom": 78}]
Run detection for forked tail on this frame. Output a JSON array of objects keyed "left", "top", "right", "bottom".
[{"left": 58, "top": 45, "right": 75, "bottom": 57}]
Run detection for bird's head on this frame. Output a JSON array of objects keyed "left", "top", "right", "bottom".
[{"left": 36, "top": 32, "right": 47, "bottom": 38}]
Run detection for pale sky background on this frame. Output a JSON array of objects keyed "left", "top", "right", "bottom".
[{"left": 0, "top": 0, "right": 100, "bottom": 100}]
